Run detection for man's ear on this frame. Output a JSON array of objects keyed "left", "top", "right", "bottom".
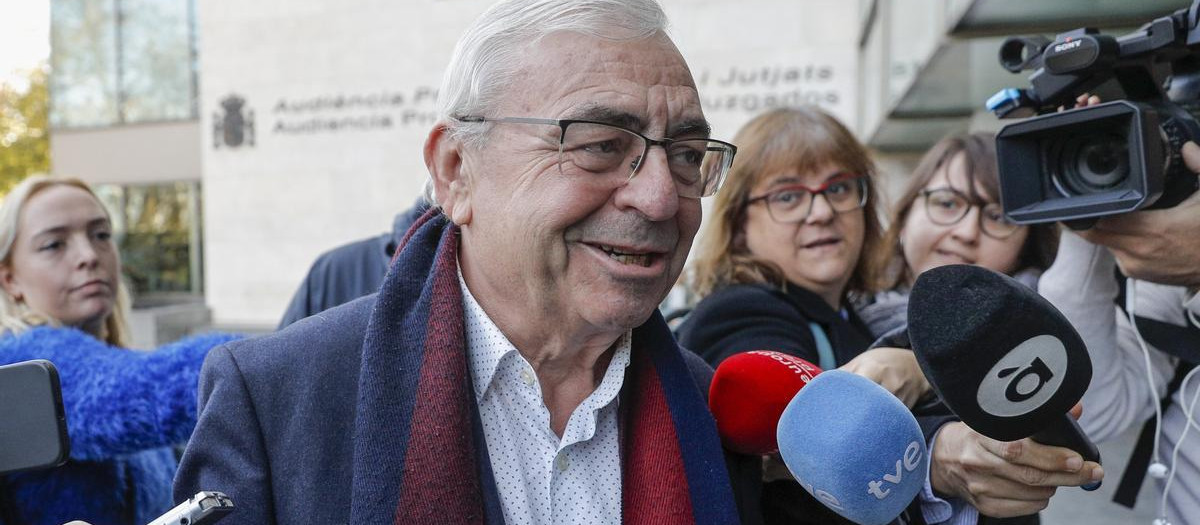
[
  {"left": 424, "top": 123, "right": 473, "bottom": 226},
  {"left": 0, "top": 264, "right": 22, "bottom": 303}
]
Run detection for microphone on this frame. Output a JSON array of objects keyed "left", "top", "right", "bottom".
[
  {"left": 907, "top": 265, "right": 1101, "bottom": 470},
  {"left": 708, "top": 350, "right": 821, "bottom": 454},
  {"left": 0, "top": 360, "right": 69, "bottom": 476},
  {"left": 776, "top": 370, "right": 927, "bottom": 525},
  {"left": 148, "top": 491, "right": 234, "bottom": 525}
]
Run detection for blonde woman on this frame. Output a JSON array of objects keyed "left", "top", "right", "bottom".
[{"left": 0, "top": 176, "right": 236, "bottom": 525}]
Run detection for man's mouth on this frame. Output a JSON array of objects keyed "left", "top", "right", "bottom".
[{"left": 595, "top": 243, "right": 656, "bottom": 268}]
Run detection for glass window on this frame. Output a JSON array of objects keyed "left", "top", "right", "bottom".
[
  {"left": 49, "top": 0, "right": 198, "bottom": 128},
  {"left": 50, "top": 0, "right": 120, "bottom": 128},
  {"left": 119, "top": 0, "right": 196, "bottom": 122},
  {"left": 94, "top": 182, "right": 203, "bottom": 299}
]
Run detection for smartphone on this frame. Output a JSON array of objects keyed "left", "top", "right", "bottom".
[
  {"left": 147, "top": 491, "right": 235, "bottom": 525},
  {"left": 0, "top": 359, "right": 70, "bottom": 475}
]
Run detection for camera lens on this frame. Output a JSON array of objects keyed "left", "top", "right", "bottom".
[
  {"left": 1053, "top": 133, "right": 1129, "bottom": 195},
  {"left": 1077, "top": 135, "right": 1128, "bottom": 183}
]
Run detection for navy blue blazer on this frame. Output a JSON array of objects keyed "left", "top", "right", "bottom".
[
  {"left": 175, "top": 295, "right": 374, "bottom": 523},
  {"left": 175, "top": 295, "right": 756, "bottom": 524}
]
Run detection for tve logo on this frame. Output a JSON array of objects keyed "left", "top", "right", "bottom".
[{"left": 867, "top": 441, "right": 923, "bottom": 499}]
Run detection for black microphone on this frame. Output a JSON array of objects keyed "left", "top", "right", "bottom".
[{"left": 907, "top": 265, "right": 1101, "bottom": 482}]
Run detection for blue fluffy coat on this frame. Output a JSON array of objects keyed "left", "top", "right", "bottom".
[{"left": 0, "top": 326, "right": 239, "bottom": 525}]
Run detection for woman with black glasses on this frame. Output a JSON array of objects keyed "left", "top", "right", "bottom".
[
  {"left": 858, "top": 132, "right": 1070, "bottom": 524},
  {"left": 862, "top": 131, "right": 1058, "bottom": 339}
]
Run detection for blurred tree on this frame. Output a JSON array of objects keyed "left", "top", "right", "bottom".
[{"left": 0, "top": 65, "right": 50, "bottom": 194}]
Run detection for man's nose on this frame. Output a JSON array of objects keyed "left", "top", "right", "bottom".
[{"left": 614, "top": 146, "right": 679, "bottom": 221}]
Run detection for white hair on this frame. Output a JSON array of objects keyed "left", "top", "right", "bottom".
[{"left": 436, "top": 0, "right": 671, "bottom": 145}]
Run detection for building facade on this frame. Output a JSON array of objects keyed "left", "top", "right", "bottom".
[
  {"left": 177, "top": 0, "right": 861, "bottom": 328},
  {"left": 49, "top": 0, "right": 1189, "bottom": 332}
]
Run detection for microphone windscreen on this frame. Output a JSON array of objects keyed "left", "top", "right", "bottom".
[
  {"left": 777, "top": 370, "right": 927, "bottom": 525},
  {"left": 709, "top": 351, "right": 821, "bottom": 454},
  {"left": 908, "top": 264, "right": 1092, "bottom": 441}
]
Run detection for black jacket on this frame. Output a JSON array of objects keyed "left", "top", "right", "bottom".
[
  {"left": 677, "top": 282, "right": 873, "bottom": 369},
  {"left": 677, "top": 283, "right": 877, "bottom": 525}
]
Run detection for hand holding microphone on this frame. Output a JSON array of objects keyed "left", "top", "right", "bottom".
[
  {"left": 710, "top": 352, "right": 927, "bottom": 524},
  {"left": 840, "top": 347, "right": 931, "bottom": 408},
  {"left": 908, "top": 265, "right": 1105, "bottom": 514},
  {"left": 709, "top": 347, "right": 931, "bottom": 455},
  {"left": 929, "top": 416, "right": 1100, "bottom": 518}
]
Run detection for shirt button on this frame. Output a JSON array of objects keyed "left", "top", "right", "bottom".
[
  {"left": 520, "top": 368, "right": 536, "bottom": 386},
  {"left": 555, "top": 454, "right": 569, "bottom": 472}
]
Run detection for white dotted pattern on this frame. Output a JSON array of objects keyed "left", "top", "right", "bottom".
[{"left": 460, "top": 270, "right": 631, "bottom": 525}]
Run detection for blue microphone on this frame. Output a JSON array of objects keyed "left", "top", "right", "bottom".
[{"left": 776, "top": 370, "right": 927, "bottom": 525}]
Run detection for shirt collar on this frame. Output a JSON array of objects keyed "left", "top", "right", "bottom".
[
  {"left": 458, "top": 265, "right": 632, "bottom": 403},
  {"left": 459, "top": 267, "right": 515, "bottom": 403}
]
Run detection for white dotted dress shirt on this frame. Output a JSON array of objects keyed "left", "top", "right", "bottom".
[{"left": 460, "top": 270, "right": 631, "bottom": 525}]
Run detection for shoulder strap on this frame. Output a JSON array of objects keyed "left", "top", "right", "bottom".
[
  {"left": 1133, "top": 315, "right": 1200, "bottom": 365},
  {"left": 1113, "top": 360, "right": 1197, "bottom": 508},
  {"left": 807, "top": 322, "right": 837, "bottom": 370}
]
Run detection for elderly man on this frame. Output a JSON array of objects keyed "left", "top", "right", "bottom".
[{"left": 174, "top": 0, "right": 745, "bottom": 523}]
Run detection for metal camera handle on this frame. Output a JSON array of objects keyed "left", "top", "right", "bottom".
[{"left": 990, "top": 0, "right": 1200, "bottom": 119}]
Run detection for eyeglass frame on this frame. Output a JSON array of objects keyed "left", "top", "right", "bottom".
[
  {"left": 744, "top": 173, "right": 869, "bottom": 224},
  {"left": 452, "top": 115, "right": 738, "bottom": 198},
  {"left": 917, "top": 187, "right": 1022, "bottom": 239}
]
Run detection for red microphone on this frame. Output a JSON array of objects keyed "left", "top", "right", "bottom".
[{"left": 708, "top": 351, "right": 822, "bottom": 454}]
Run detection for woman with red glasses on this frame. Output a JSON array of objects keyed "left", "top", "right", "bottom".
[
  {"left": 677, "top": 107, "right": 925, "bottom": 524},
  {"left": 681, "top": 106, "right": 886, "bottom": 367}
]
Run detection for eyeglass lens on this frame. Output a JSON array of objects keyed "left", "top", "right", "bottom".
[
  {"left": 764, "top": 177, "right": 866, "bottom": 223},
  {"left": 557, "top": 121, "right": 733, "bottom": 198},
  {"left": 923, "top": 189, "right": 1019, "bottom": 238}
]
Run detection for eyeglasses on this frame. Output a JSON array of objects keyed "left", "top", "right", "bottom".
[
  {"left": 745, "top": 174, "right": 868, "bottom": 224},
  {"left": 453, "top": 116, "right": 737, "bottom": 198},
  {"left": 919, "top": 187, "right": 1021, "bottom": 239}
]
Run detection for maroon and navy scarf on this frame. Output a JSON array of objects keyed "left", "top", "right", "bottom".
[{"left": 347, "top": 210, "right": 739, "bottom": 524}]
